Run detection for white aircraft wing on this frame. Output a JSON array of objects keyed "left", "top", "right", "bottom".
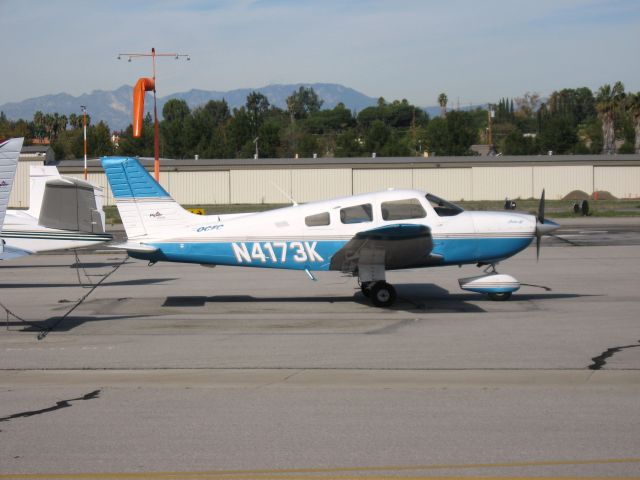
[{"left": 329, "top": 223, "right": 442, "bottom": 273}]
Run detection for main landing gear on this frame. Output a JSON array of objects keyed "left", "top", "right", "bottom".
[{"left": 360, "top": 281, "right": 397, "bottom": 308}]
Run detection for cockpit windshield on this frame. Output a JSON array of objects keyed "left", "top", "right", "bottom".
[{"left": 425, "top": 193, "right": 464, "bottom": 217}]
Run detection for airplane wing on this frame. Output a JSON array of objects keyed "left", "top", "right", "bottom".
[{"left": 329, "top": 223, "right": 442, "bottom": 273}]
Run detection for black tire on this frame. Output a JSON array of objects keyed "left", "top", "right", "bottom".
[
  {"left": 488, "top": 291, "right": 512, "bottom": 301},
  {"left": 370, "top": 282, "right": 397, "bottom": 308},
  {"left": 360, "top": 281, "right": 372, "bottom": 297}
]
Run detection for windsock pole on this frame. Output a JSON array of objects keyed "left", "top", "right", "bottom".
[{"left": 118, "top": 48, "right": 190, "bottom": 181}]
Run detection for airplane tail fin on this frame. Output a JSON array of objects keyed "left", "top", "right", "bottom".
[
  {"left": 101, "top": 157, "right": 193, "bottom": 240},
  {"left": 27, "top": 165, "right": 106, "bottom": 233},
  {"left": 0, "top": 138, "right": 23, "bottom": 247}
]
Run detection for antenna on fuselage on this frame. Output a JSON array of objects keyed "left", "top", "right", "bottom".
[{"left": 270, "top": 182, "right": 298, "bottom": 207}]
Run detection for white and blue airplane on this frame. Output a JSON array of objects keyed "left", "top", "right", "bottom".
[{"left": 101, "top": 156, "right": 559, "bottom": 307}]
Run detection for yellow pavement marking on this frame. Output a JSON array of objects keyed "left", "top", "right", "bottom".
[{"left": 2, "top": 457, "right": 640, "bottom": 479}]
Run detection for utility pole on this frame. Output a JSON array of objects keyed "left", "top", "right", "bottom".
[
  {"left": 488, "top": 106, "right": 495, "bottom": 147},
  {"left": 118, "top": 48, "right": 190, "bottom": 181},
  {"left": 81, "top": 105, "right": 87, "bottom": 180}
]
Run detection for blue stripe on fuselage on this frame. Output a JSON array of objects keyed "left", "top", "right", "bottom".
[
  {"left": 432, "top": 236, "right": 534, "bottom": 264},
  {"left": 141, "top": 240, "right": 348, "bottom": 270},
  {"left": 128, "top": 236, "right": 534, "bottom": 270}
]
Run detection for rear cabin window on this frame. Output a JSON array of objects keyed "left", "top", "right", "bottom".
[
  {"left": 381, "top": 198, "right": 426, "bottom": 220},
  {"left": 305, "top": 212, "right": 330, "bottom": 227},
  {"left": 340, "top": 204, "right": 373, "bottom": 224}
]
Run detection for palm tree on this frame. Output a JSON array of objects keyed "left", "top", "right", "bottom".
[
  {"left": 595, "top": 81, "right": 625, "bottom": 154},
  {"left": 33, "top": 111, "right": 45, "bottom": 141},
  {"left": 625, "top": 92, "right": 640, "bottom": 154},
  {"left": 438, "top": 93, "right": 448, "bottom": 117}
]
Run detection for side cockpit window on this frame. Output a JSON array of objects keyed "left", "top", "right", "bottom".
[
  {"left": 305, "top": 212, "right": 330, "bottom": 227},
  {"left": 426, "top": 193, "right": 464, "bottom": 217},
  {"left": 340, "top": 204, "right": 373, "bottom": 224},
  {"left": 381, "top": 198, "right": 426, "bottom": 220}
]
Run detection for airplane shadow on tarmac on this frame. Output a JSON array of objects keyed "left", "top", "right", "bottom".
[
  {"left": 161, "top": 283, "right": 595, "bottom": 314},
  {"left": 0, "top": 278, "right": 178, "bottom": 289},
  {"left": 2, "top": 284, "right": 596, "bottom": 334},
  {"left": 4, "top": 315, "right": 152, "bottom": 333},
  {"left": 0, "top": 259, "right": 134, "bottom": 270}
]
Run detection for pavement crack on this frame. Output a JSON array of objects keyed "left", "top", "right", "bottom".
[
  {"left": 588, "top": 341, "right": 640, "bottom": 370},
  {"left": 0, "top": 389, "right": 101, "bottom": 423}
]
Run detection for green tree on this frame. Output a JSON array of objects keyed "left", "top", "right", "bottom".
[
  {"left": 286, "top": 86, "right": 323, "bottom": 121},
  {"left": 160, "top": 99, "right": 191, "bottom": 158},
  {"left": 596, "top": 81, "right": 625, "bottom": 154},
  {"left": 438, "top": 93, "right": 448, "bottom": 117},
  {"left": 364, "top": 120, "right": 390, "bottom": 155},
  {"left": 305, "top": 103, "right": 355, "bottom": 134},
  {"left": 118, "top": 113, "right": 154, "bottom": 157},
  {"left": 335, "top": 129, "right": 364, "bottom": 157},
  {"left": 89, "top": 121, "right": 114, "bottom": 157},
  {"left": 501, "top": 128, "right": 538, "bottom": 155},
  {"left": 425, "top": 110, "right": 476, "bottom": 156},
  {"left": 538, "top": 116, "right": 577, "bottom": 154},
  {"left": 625, "top": 92, "right": 640, "bottom": 153},
  {"left": 246, "top": 91, "right": 270, "bottom": 137},
  {"left": 188, "top": 100, "right": 231, "bottom": 158},
  {"left": 227, "top": 107, "right": 253, "bottom": 157}
]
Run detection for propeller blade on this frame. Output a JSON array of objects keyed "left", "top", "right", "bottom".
[{"left": 534, "top": 189, "right": 560, "bottom": 261}]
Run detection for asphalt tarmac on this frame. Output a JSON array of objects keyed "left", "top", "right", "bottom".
[{"left": 1, "top": 218, "right": 639, "bottom": 478}]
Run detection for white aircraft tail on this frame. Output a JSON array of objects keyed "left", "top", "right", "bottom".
[
  {"left": 101, "top": 157, "right": 195, "bottom": 240},
  {"left": 27, "top": 165, "right": 107, "bottom": 233},
  {"left": 0, "top": 138, "right": 24, "bottom": 254}
]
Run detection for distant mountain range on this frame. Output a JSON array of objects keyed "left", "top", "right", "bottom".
[{"left": 1, "top": 83, "right": 387, "bottom": 131}]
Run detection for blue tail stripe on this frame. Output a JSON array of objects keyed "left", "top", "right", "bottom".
[{"left": 101, "top": 157, "right": 171, "bottom": 199}]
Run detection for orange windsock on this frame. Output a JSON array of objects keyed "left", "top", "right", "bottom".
[{"left": 133, "top": 77, "right": 155, "bottom": 137}]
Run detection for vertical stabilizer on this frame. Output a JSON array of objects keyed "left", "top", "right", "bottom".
[
  {"left": 101, "top": 157, "right": 193, "bottom": 240},
  {"left": 0, "top": 138, "right": 24, "bottom": 232},
  {"left": 27, "top": 165, "right": 62, "bottom": 220},
  {"left": 27, "top": 165, "right": 106, "bottom": 233}
]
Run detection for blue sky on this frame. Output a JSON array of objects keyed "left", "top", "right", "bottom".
[{"left": 1, "top": 0, "right": 639, "bottom": 107}]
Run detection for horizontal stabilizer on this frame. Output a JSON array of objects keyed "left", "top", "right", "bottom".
[{"left": 107, "top": 242, "right": 159, "bottom": 253}]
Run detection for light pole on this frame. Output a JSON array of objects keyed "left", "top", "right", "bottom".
[
  {"left": 81, "top": 105, "right": 87, "bottom": 180},
  {"left": 117, "top": 48, "right": 190, "bottom": 181}
]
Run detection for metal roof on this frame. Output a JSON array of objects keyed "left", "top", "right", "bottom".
[{"left": 55, "top": 153, "right": 640, "bottom": 173}]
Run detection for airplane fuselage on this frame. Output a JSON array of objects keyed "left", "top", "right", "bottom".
[{"left": 127, "top": 189, "right": 537, "bottom": 270}]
